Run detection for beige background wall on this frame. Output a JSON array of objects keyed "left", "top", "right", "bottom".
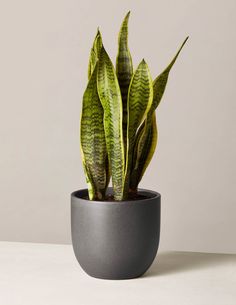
[{"left": 0, "top": 0, "right": 235, "bottom": 253}]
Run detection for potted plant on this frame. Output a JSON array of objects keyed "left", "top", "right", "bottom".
[{"left": 71, "top": 12, "right": 188, "bottom": 279}]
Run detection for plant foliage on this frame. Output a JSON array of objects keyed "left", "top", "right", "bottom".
[{"left": 80, "top": 12, "right": 188, "bottom": 200}]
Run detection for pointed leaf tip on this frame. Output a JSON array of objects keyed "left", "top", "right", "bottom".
[
  {"left": 96, "top": 27, "right": 102, "bottom": 37},
  {"left": 122, "top": 11, "right": 131, "bottom": 24},
  {"left": 126, "top": 11, "right": 131, "bottom": 18},
  {"left": 182, "top": 36, "right": 189, "bottom": 47}
]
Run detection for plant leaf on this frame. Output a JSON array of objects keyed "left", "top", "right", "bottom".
[
  {"left": 88, "top": 29, "right": 103, "bottom": 79},
  {"left": 130, "top": 113, "right": 157, "bottom": 190},
  {"left": 129, "top": 37, "right": 189, "bottom": 190},
  {"left": 124, "top": 59, "right": 153, "bottom": 195},
  {"left": 97, "top": 47, "right": 125, "bottom": 200},
  {"left": 116, "top": 11, "right": 133, "bottom": 156},
  {"left": 150, "top": 36, "right": 189, "bottom": 115},
  {"left": 80, "top": 65, "right": 108, "bottom": 200}
]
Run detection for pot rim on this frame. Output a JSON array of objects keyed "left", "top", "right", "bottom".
[{"left": 71, "top": 187, "right": 161, "bottom": 205}]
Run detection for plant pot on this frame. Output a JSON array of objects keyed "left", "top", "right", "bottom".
[{"left": 71, "top": 188, "right": 161, "bottom": 280}]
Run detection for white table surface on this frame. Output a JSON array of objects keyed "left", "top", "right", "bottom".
[{"left": 0, "top": 242, "right": 235, "bottom": 305}]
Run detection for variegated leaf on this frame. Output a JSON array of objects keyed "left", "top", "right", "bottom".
[
  {"left": 150, "top": 36, "right": 189, "bottom": 114},
  {"left": 124, "top": 59, "right": 153, "bottom": 195},
  {"left": 88, "top": 29, "right": 103, "bottom": 79},
  {"left": 80, "top": 65, "right": 108, "bottom": 200},
  {"left": 116, "top": 11, "right": 133, "bottom": 156},
  {"left": 130, "top": 37, "right": 189, "bottom": 191},
  {"left": 97, "top": 47, "right": 125, "bottom": 200},
  {"left": 130, "top": 113, "right": 157, "bottom": 190}
]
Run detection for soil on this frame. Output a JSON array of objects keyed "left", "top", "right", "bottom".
[{"left": 83, "top": 193, "right": 148, "bottom": 202}]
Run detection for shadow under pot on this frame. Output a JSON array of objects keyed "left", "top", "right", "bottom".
[{"left": 71, "top": 188, "right": 161, "bottom": 280}]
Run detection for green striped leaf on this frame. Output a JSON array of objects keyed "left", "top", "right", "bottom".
[
  {"left": 116, "top": 11, "right": 133, "bottom": 156},
  {"left": 150, "top": 36, "right": 189, "bottom": 115},
  {"left": 97, "top": 47, "right": 125, "bottom": 200},
  {"left": 130, "top": 113, "right": 157, "bottom": 190},
  {"left": 88, "top": 29, "right": 103, "bottom": 79},
  {"left": 129, "top": 37, "right": 189, "bottom": 191},
  {"left": 124, "top": 59, "right": 153, "bottom": 195},
  {"left": 81, "top": 152, "right": 95, "bottom": 200},
  {"left": 80, "top": 65, "right": 108, "bottom": 200}
]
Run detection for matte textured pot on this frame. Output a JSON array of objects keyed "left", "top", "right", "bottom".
[{"left": 71, "top": 188, "right": 161, "bottom": 280}]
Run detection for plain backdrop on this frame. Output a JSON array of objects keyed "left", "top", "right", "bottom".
[{"left": 0, "top": 0, "right": 235, "bottom": 254}]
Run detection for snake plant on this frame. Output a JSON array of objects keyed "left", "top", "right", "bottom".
[{"left": 80, "top": 12, "right": 188, "bottom": 201}]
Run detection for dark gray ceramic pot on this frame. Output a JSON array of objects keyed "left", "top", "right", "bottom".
[{"left": 71, "top": 188, "right": 161, "bottom": 280}]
